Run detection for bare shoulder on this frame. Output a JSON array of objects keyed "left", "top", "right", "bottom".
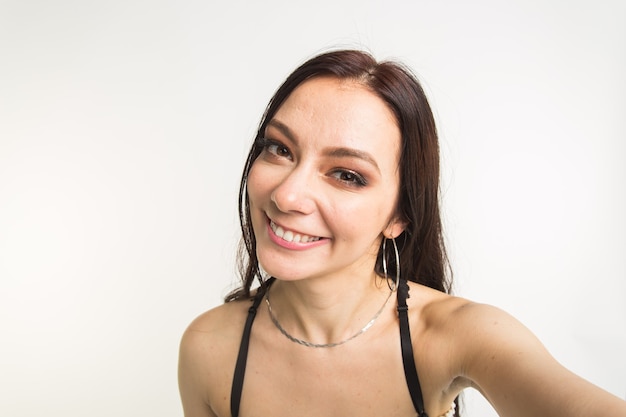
[
  {"left": 406, "top": 282, "right": 534, "bottom": 348},
  {"left": 422, "top": 289, "right": 537, "bottom": 346},
  {"left": 179, "top": 298, "right": 253, "bottom": 377},
  {"left": 423, "top": 292, "right": 552, "bottom": 372},
  {"left": 408, "top": 283, "right": 626, "bottom": 416},
  {"left": 183, "top": 299, "right": 252, "bottom": 342},
  {"left": 402, "top": 283, "right": 483, "bottom": 392},
  {"left": 178, "top": 298, "right": 253, "bottom": 417},
  {"left": 409, "top": 284, "right": 551, "bottom": 380},
  {"left": 404, "top": 281, "right": 482, "bottom": 340}
]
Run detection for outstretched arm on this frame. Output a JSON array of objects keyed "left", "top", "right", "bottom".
[{"left": 456, "top": 303, "right": 626, "bottom": 417}]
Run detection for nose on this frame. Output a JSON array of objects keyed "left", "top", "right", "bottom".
[{"left": 270, "top": 167, "right": 316, "bottom": 215}]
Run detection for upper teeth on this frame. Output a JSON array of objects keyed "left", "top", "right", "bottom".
[{"left": 270, "top": 221, "right": 321, "bottom": 243}]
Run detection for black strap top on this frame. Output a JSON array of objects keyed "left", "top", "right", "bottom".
[{"left": 230, "top": 278, "right": 429, "bottom": 417}]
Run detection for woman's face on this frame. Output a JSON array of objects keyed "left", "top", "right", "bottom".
[{"left": 247, "top": 76, "right": 405, "bottom": 282}]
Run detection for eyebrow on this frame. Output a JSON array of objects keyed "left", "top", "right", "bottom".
[{"left": 266, "top": 119, "right": 381, "bottom": 173}]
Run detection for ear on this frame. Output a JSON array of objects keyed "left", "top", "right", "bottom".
[{"left": 384, "top": 216, "right": 408, "bottom": 239}]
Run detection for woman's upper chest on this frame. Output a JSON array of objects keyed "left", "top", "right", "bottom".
[
  {"left": 233, "top": 303, "right": 457, "bottom": 417},
  {"left": 242, "top": 327, "right": 418, "bottom": 417},
  {"left": 209, "top": 284, "right": 466, "bottom": 417}
]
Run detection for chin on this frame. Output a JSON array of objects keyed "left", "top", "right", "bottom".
[{"left": 257, "top": 257, "right": 312, "bottom": 282}]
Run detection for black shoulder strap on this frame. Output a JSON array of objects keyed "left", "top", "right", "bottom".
[
  {"left": 232, "top": 279, "right": 428, "bottom": 417},
  {"left": 230, "top": 282, "right": 270, "bottom": 417},
  {"left": 397, "top": 279, "right": 429, "bottom": 417}
]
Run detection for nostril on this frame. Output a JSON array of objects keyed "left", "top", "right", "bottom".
[{"left": 271, "top": 182, "right": 315, "bottom": 215}]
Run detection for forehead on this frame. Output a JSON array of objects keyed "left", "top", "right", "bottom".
[
  {"left": 270, "top": 76, "right": 401, "bottom": 163},
  {"left": 278, "top": 76, "right": 398, "bottom": 125}
]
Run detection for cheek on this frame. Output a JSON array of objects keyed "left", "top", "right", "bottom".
[
  {"left": 354, "top": 188, "right": 401, "bottom": 237},
  {"left": 246, "top": 166, "right": 268, "bottom": 235},
  {"left": 246, "top": 165, "right": 271, "bottom": 237},
  {"left": 246, "top": 163, "right": 268, "bottom": 205},
  {"left": 379, "top": 176, "right": 402, "bottom": 218},
  {"left": 328, "top": 196, "right": 391, "bottom": 239}
]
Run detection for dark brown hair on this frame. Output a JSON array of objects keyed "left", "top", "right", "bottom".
[{"left": 226, "top": 49, "right": 452, "bottom": 302}]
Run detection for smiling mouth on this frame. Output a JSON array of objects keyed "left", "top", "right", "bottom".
[{"left": 269, "top": 220, "right": 322, "bottom": 243}]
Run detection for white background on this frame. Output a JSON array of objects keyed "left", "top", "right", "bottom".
[{"left": 1, "top": 1, "right": 624, "bottom": 416}]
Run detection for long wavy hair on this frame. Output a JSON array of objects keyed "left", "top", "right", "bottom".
[{"left": 226, "top": 49, "right": 452, "bottom": 301}]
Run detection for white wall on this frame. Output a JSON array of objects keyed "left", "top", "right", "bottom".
[{"left": 1, "top": 1, "right": 624, "bottom": 416}]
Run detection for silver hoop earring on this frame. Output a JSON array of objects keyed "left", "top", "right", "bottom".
[{"left": 382, "top": 237, "right": 401, "bottom": 291}]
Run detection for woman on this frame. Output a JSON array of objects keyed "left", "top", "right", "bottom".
[{"left": 178, "top": 49, "right": 626, "bottom": 417}]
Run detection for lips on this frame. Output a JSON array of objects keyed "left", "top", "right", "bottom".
[{"left": 269, "top": 220, "right": 322, "bottom": 243}]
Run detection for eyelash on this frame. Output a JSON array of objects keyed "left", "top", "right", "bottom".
[
  {"left": 258, "top": 137, "right": 292, "bottom": 160},
  {"left": 257, "top": 137, "right": 368, "bottom": 188},
  {"left": 330, "top": 169, "right": 368, "bottom": 187}
]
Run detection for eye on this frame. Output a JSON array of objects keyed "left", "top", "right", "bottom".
[
  {"left": 330, "top": 169, "right": 367, "bottom": 187},
  {"left": 260, "top": 138, "right": 292, "bottom": 160}
]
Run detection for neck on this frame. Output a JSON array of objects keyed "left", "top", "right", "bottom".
[{"left": 267, "top": 272, "right": 392, "bottom": 347}]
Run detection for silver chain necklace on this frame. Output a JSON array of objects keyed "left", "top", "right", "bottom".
[{"left": 265, "top": 283, "right": 394, "bottom": 348}]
